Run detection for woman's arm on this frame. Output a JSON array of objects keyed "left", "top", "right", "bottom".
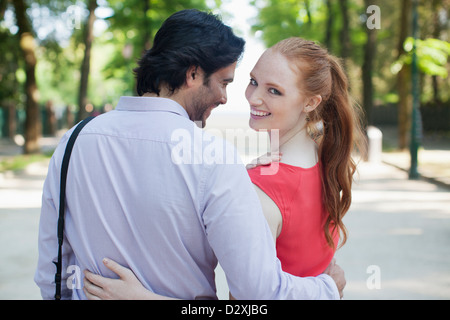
[
  {"left": 83, "top": 258, "right": 177, "bottom": 300},
  {"left": 253, "top": 184, "right": 282, "bottom": 242},
  {"left": 246, "top": 153, "right": 283, "bottom": 242}
]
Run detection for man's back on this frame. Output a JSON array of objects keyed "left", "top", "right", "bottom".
[{"left": 36, "top": 97, "right": 245, "bottom": 299}]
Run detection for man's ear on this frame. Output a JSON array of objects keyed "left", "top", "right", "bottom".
[{"left": 185, "top": 66, "right": 200, "bottom": 88}]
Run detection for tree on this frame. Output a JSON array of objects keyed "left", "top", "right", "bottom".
[
  {"left": 362, "top": 0, "right": 378, "bottom": 126},
  {"left": 396, "top": 0, "right": 412, "bottom": 150},
  {"left": 0, "top": 0, "right": 21, "bottom": 139},
  {"left": 250, "top": 0, "right": 333, "bottom": 47},
  {"left": 429, "top": 0, "right": 447, "bottom": 102},
  {"left": 77, "top": 0, "right": 98, "bottom": 121},
  {"left": 338, "top": 0, "right": 351, "bottom": 70},
  {"left": 391, "top": 0, "right": 450, "bottom": 149},
  {"left": 324, "top": 0, "right": 334, "bottom": 50},
  {"left": 13, "top": 0, "right": 41, "bottom": 154}
]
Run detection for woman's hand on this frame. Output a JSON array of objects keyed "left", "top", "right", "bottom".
[
  {"left": 246, "top": 152, "right": 282, "bottom": 170},
  {"left": 83, "top": 258, "right": 170, "bottom": 300}
]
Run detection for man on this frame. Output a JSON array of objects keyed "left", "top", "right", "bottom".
[{"left": 35, "top": 9, "right": 344, "bottom": 300}]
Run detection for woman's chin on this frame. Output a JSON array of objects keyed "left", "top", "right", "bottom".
[{"left": 249, "top": 118, "right": 269, "bottom": 132}]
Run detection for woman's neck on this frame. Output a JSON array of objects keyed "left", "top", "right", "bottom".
[{"left": 270, "top": 126, "right": 318, "bottom": 168}]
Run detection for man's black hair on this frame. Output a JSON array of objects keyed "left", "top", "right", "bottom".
[{"left": 134, "top": 9, "right": 245, "bottom": 96}]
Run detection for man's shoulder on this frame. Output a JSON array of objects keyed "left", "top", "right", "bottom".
[{"left": 171, "top": 124, "right": 244, "bottom": 167}]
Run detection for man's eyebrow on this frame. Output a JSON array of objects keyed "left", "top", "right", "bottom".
[{"left": 223, "top": 78, "right": 234, "bottom": 83}]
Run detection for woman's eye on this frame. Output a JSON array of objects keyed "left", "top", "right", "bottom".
[
  {"left": 269, "top": 88, "right": 282, "bottom": 95},
  {"left": 249, "top": 78, "right": 257, "bottom": 86}
]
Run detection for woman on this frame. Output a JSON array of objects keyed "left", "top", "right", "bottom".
[
  {"left": 245, "top": 37, "right": 363, "bottom": 277},
  {"left": 83, "top": 37, "right": 364, "bottom": 299}
]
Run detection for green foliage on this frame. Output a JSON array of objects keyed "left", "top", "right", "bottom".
[
  {"left": 403, "top": 37, "right": 450, "bottom": 78},
  {"left": 0, "top": 26, "right": 22, "bottom": 107},
  {"left": 391, "top": 37, "right": 450, "bottom": 87},
  {"left": 37, "top": 36, "right": 82, "bottom": 107},
  {"left": 251, "top": 0, "right": 329, "bottom": 48}
]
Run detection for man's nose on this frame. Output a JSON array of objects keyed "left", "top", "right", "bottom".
[{"left": 220, "top": 91, "right": 227, "bottom": 105}]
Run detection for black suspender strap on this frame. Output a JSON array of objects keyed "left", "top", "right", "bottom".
[{"left": 54, "top": 116, "right": 95, "bottom": 300}]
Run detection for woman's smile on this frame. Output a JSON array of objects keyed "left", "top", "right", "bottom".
[{"left": 250, "top": 108, "right": 272, "bottom": 119}]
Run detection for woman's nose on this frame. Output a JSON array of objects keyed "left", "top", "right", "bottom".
[{"left": 246, "top": 87, "right": 262, "bottom": 106}]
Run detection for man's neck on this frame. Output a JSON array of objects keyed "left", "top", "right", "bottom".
[{"left": 143, "top": 91, "right": 187, "bottom": 112}]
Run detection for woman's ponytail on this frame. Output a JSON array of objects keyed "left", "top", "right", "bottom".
[{"left": 319, "top": 55, "right": 360, "bottom": 249}]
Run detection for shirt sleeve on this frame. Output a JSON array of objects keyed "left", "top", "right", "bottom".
[
  {"left": 34, "top": 134, "right": 75, "bottom": 300},
  {"left": 200, "top": 147, "right": 339, "bottom": 300}
]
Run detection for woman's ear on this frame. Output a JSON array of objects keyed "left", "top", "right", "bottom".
[{"left": 304, "top": 95, "right": 322, "bottom": 113}]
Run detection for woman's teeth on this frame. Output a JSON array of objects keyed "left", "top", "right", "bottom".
[{"left": 251, "top": 110, "right": 271, "bottom": 117}]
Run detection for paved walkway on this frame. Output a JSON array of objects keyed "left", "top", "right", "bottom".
[
  {"left": 0, "top": 160, "right": 48, "bottom": 299},
  {"left": 336, "top": 161, "right": 450, "bottom": 299}
]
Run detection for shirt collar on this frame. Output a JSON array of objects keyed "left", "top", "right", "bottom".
[{"left": 115, "top": 96, "right": 189, "bottom": 119}]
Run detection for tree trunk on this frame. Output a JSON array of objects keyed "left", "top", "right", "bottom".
[
  {"left": 338, "top": 0, "right": 350, "bottom": 70},
  {"left": 324, "top": 0, "right": 333, "bottom": 51},
  {"left": 397, "top": 0, "right": 412, "bottom": 150},
  {"left": 13, "top": 0, "right": 41, "bottom": 154},
  {"left": 0, "top": 0, "right": 7, "bottom": 21},
  {"left": 77, "top": 0, "right": 98, "bottom": 122},
  {"left": 143, "top": 0, "right": 152, "bottom": 51},
  {"left": 362, "top": 0, "right": 377, "bottom": 127},
  {"left": 6, "top": 102, "right": 16, "bottom": 139},
  {"left": 431, "top": 0, "right": 442, "bottom": 102},
  {"left": 304, "top": 0, "right": 312, "bottom": 26}
]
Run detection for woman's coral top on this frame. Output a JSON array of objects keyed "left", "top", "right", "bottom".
[{"left": 247, "top": 162, "right": 338, "bottom": 277}]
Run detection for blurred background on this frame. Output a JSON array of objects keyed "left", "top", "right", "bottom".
[
  {"left": 0, "top": 0, "right": 449, "bottom": 300},
  {"left": 0, "top": 0, "right": 448, "bottom": 156}
]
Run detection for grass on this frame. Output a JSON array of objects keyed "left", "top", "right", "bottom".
[{"left": 0, "top": 151, "right": 53, "bottom": 173}]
